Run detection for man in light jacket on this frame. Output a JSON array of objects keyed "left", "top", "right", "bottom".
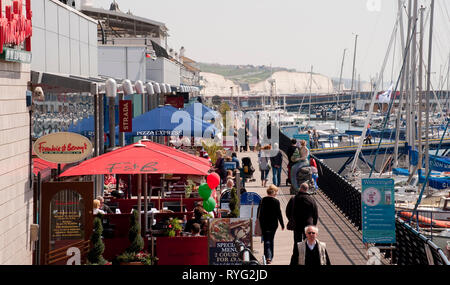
[{"left": 297, "top": 225, "right": 331, "bottom": 265}]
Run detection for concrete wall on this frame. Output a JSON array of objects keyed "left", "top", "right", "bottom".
[
  {"left": 98, "top": 45, "right": 146, "bottom": 82},
  {"left": 146, "top": 57, "right": 180, "bottom": 86},
  {"left": 0, "top": 61, "right": 33, "bottom": 265},
  {"left": 31, "top": 0, "right": 98, "bottom": 77}
]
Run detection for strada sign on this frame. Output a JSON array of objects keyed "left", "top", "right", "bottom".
[
  {"left": 0, "top": 0, "right": 33, "bottom": 55},
  {"left": 119, "top": 100, "right": 132, "bottom": 132},
  {"left": 33, "top": 132, "right": 93, "bottom": 164}
]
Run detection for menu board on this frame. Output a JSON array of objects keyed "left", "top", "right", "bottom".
[
  {"left": 208, "top": 218, "right": 252, "bottom": 265},
  {"left": 361, "top": 178, "right": 396, "bottom": 244},
  {"left": 51, "top": 211, "right": 83, "bottom": 240},
  {"left": 50, "top": 190, "right": 85, "bottom": 242}
]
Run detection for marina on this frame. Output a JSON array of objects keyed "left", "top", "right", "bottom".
[{"left": 0, "top": 0, "right": 449, "bottom": 271}]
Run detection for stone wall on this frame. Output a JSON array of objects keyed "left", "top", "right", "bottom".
[{"left": 0, "top": 61, "right": 33, "bottom": 265}]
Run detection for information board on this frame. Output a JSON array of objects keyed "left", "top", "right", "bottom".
[
  {"left": 208, "top": 218, "right": 252, "bottom": 265},
  {"left": 293, "top": 133, "right": 310, "bottom": 150},
  {"left": 361, "top": 178, "right": 396, "bottom": 244}
]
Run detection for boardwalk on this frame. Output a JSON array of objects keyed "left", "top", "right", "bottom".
[{"left": 234, "top": 150, "right": 372, "bottom": 265}]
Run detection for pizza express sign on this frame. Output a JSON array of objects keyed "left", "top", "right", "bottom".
[{"left": 33, "top": 132, "right": 93, "bottom": 164}]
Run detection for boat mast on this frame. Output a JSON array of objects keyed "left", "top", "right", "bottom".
[
  {"left": 425, "top": 0, "right": 435, "bottom": 196},
  {"left": 349, "top": 34, "right": 358, "bottom": 130},
  {"left": 350, "top": 11, "right": 403, "bottom": 174},
  {"left": 336, "top": 48, "right": 347, "bottom": 130},
  {"left": 309, "top": 65, "right": 313, "bottom": 126},
  {"left": 405, "top": 0, "right": 413, "bottom": 172},
  {"left": 417, "top": 5, "right": 425, "bottom": 178},
  {"left": 408, "top": 0, "right": 418, "bottom": 180},
  {"left": 394, "top": 0, "right": 407, "bottom": 168}
]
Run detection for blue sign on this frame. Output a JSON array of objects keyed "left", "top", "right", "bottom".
[
  {"left": 361, "top": 178, "right": 396, "bottom": 244},
  {"left": 240, "top": 192, "right": 262, "bottom": 205},
  {"left": 224, "top": 162, "right": 236, "bottom": 170},
  {"left": 293, "top": 134, "right": 310, "bottom": 150}
]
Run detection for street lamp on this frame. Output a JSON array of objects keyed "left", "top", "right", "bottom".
[{"left": 105, "top": 78, "right": 117, "bottom": 149}]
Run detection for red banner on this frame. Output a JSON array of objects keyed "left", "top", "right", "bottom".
[
  {"left": 165, "top": 95, "right": 185, "bottom": 109},
  {"left": 156, "top": 236, "right": 208, "bottom": 265},
  {"left": 119, "top": 100, "right": 132, "bottom": 132}
]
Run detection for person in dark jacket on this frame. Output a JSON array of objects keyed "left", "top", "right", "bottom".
[
  {"left": 257, "top": 185, "right": 285, "bottom": 264},
  {"left": 184, "top": 206, "right": 207, "bottom": 233},
  {"left": 270, "top": 143, "right": 283, "bottom": 187},
  {"left": 214, "top": 150, "right": 227, "bottom": 185},
  {"left": 286, "top": 139, "right": 298, "bottom": 186},
  {"left": 286, "top": 182, "right": 318, "bottom": 265}
]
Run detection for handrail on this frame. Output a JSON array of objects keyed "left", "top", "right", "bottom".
[{"left": 312, "top": 153, "right": 449, "bottom": 265}]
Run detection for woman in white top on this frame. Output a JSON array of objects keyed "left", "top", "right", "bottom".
[{"left": 93, "top": 199, "right": 106, "bottom": 215}]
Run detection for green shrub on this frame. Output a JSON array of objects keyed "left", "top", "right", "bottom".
[{"left": 87, "top": 217, "right": 107, "bottom": 265}]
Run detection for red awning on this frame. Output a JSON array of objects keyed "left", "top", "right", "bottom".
[{"left": 59, "top": 140, "right": 212, "bottom": 177}]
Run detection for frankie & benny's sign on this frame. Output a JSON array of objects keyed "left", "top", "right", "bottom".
[{"left": 33, "top": 132, "right": 93, "bottom": 164}]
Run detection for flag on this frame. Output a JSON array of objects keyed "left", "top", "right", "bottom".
[{"left": 378, "top": 84, "right": 393, "bottom": 103}]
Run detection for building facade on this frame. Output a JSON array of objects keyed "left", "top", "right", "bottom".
[{"left": 0, "top": 0, "right": 33, "bottom": 265}]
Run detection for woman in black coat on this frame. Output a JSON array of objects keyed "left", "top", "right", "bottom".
[{"left": 257, "top": 185, "right": 285, "bottom": 264}]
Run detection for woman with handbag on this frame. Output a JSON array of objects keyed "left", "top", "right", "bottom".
[{"left": 257, "top": 185, "right": 285, "bottom": 264}]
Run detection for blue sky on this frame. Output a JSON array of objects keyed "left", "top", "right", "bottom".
[{"left": 91, "top": 0, "right": 449, "bottom": 87}]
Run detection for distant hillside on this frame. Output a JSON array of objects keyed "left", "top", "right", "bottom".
[{"left": 198, "top": 63, "right": 296, "bottom": 84}]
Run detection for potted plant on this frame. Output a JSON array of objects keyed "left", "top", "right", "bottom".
[
  {"left": 167, "top": 218, "right": 182, "bottom": 237},
  {"left": 185, "top": 179, "right": 195, "bottom": 198},
  {"left": 87, "top": 216, "right": 108, "bottom": 265},
  {"left": 229, "top": 187, "right": 240, "bottom": 218},
  {"left": 114, "top": 209, "right": 156, "bottom": 265}
]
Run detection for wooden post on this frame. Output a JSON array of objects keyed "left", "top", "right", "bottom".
[
  {"left": 137, "top": 174, "right": 142, "bottom": 232},
  {"left": 144, "top": 174, "right": 148, "bottom": 233}
]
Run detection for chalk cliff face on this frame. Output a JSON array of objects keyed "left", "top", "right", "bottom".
[{"left": 200, "top": 71, "right": 336, "bottom": 96}]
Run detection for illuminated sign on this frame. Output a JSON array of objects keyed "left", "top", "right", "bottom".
[
  {"left": 33, "top": 132, "right": 93, "bottom": 164},
  {"left": 0, "top": 0, "right": 32, "bottom": 56}
]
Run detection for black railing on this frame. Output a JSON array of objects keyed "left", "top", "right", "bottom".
[
  {"left": 310, "top": 152, "right": 449, "bottom": 265},
  {"left": 395, "top": 219, "right": 449, "bottom": 265},
  {"left": 313, "top": 154, "right": 362, "bottom": 230}
]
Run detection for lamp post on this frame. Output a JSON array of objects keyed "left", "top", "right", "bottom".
[{"left": 105, "top": 78, "right": 117, "bottom": 149}]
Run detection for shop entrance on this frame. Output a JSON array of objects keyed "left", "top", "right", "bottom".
[{"left": 40, "top": 181, "right": 93, "bottom": 265}]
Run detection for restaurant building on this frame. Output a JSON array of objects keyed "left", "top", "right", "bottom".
[{"left": 0, "top": 0, "right": 33, "bottom": 265}]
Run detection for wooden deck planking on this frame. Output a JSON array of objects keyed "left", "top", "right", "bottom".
[{"left": 234, "top": 150, "right": 372, "bottom": 265}]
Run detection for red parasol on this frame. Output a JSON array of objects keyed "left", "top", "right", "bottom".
[{"left": 59, "top": 140, "right": 212, "bottom": 177}]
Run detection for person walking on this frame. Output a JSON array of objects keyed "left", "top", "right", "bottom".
[
  {"left": 270, "top": 143, "right": 282, "bottom": 187},
  {"left": 231, "top": 152, "right": 240, "bottom": 169},
  {"left": 286, "top": 182, "right": 318, "bottom": 265},
  {"left": 257, "top": 185, "right": 285, "bottom": 264},
  {"left": 290, "top": 140, "right": 310, "bottom": 193},
  {"left": 214, "top": 150, "right": 227, "bottom": 186},
  {"left": 258, "top": 145, "right": 271, "bottom": 187},
  {"left": 312, "top": 129, "right": 319, "bottom": 148},
  {"left": 296, "top": 225, "right": 331, "bottom": 265},
  {"left": 286, "top": 139, "right": 297, "bottom": 186}
]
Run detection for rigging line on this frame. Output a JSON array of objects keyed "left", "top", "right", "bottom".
[
  {"left": 391, "top": 28, "right": 398, "bottom": 83},
  {"left": 410, "top": 119, "right": 449, "bottom": 219},
  {"left": 417, "top": 53, "right": 445, "bottom": 118},
  {"left": 369, "top": 18, "right": 418, "bottom": 178},
  {"left": 350, "top": 8, "right": 402, "bottom": 173}
]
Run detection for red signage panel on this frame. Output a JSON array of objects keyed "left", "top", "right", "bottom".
[
  {"left": 165, "top": 95, "right": 184, "bottom": 109},
  {"left": 156, "top": 236, "right": 208, "bottom": 265},
  {"left": 119, "top": 100, "right": 132, "bottom": 132},
  {"left": 0, "top": 0, "right": 33, "bottom": 53}
]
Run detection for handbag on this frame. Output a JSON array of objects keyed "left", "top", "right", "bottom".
[{"left": 286, "top": 197, "right": 296, "bottom": 231}]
